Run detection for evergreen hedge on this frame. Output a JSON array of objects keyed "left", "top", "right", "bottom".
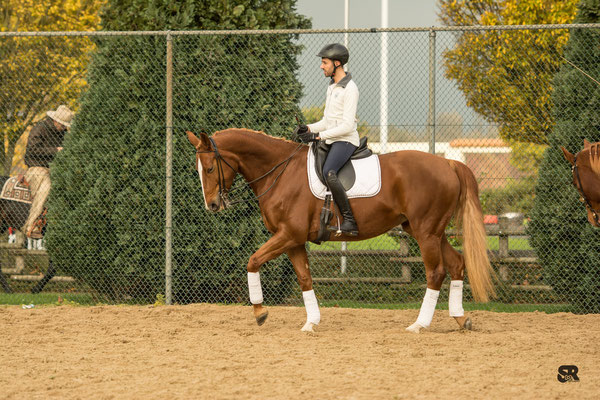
[
  {"left": 529, "top": 0, "right": 600, "bottom": 313},
  {"left": 46, "top": 0, "right": 310, "bottom": 303}
]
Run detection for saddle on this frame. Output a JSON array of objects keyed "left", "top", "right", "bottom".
[
  {"left": 312, "top": 136, "right": 372, "bottom": 190},
  {"left": 1, "top": 175, "right": 32, "bottom": 203},
  {"left": 311, "top": 137, "right": 373, "bottom": 244}
]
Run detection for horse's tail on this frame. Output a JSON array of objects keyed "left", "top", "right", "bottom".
[{"left": 449, "top": 160, "right": 496, "bottom": 302}]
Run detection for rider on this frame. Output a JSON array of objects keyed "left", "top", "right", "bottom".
[
  {"left": 22, "top": 105, "right": 72, "bottom": 240},
  {"left": 296, "top": 43, "right": 360, "bottom": 236}
]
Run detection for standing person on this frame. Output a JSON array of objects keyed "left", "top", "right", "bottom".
[
  {"left": 22, "top": 105, "right": 73, "bottom": 239},
  {"left": 296, "top": 43, "right": 360, "bottom": 236}
]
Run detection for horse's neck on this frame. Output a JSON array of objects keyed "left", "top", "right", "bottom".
[{"left": 221, "top": 131, "right": 299, "bottom": 183}]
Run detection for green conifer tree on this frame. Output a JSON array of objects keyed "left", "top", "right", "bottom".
[
  {"left": 529, "top": 0, "right": 600, "bottom": 313},
  {"left": 46, "top": 0, "right": 310, "bottom": 302}
]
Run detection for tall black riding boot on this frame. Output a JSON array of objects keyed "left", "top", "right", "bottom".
[{"left": 326, "top": 171, "right": 359, "bottom": 236}]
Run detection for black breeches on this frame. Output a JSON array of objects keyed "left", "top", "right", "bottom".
[{"left": 322, "top": 141, "right": 358, "bottom": 176}]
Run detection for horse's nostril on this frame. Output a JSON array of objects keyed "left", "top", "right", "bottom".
[{"left": 210, "top": 202, "right": 219, "bottom": 212}]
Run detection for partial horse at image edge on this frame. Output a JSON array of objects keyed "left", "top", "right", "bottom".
[
  {"left": 0, "top": 175, "right": 55, "bottom": 294},
  {"left": 562, "top": 139, "right": 600, "bottom": 227},
  {"left": 187, "top": 128, "right": 496, "bottom": 333}
]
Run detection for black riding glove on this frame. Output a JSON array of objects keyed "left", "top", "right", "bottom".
[
  {"left": 294, "top": 124, "right": 309, "bottom": 136},
  {"left": 299, "top": 131, "right": 319, "bottom": 143}
]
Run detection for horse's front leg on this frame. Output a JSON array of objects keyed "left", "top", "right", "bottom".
[
  {"left": 287, "top": 245, "right": 319, "bottom": 332},
  {"left": 247, "top": 231, "right": 294, "bottom": 326}
]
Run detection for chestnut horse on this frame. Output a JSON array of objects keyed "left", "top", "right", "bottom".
[
  {"left": 187, "top": 129, "right": 495, "bottom": 333},
  {"left": 561, "top": 139, "right": 600, "bottom": 227}
]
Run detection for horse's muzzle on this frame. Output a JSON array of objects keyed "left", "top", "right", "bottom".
[
  {"left": 208, "top": 195, "right": 230, "bottom": 212},
  {"left": 209, "top": 201, "right": 220, "bottom": 212}
]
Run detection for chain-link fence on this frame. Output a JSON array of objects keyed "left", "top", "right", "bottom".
[{"left": 1, "top": 25, "right": 599, "bottom": 312}]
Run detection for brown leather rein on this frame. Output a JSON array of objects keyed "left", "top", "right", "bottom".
[{"left": 195, "top": 137, "right": 303, "bottom": 208}]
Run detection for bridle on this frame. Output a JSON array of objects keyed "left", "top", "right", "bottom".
[
  {"left": 195, "top": 137, "right": 304, "bottom": 209},
  {"left": 572, "top": 150, "right": 600, "bottom": 225}
]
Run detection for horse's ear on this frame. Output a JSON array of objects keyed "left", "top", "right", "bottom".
[
  {"left": 186, "top": 131, "right": 200, "bottom": 148},
  {"left": 186, "top": 131, "right": 212, "bottom": 151},
  {"left": 584, "top": 139, "right": 592, "bottom": 149},
  {"left": 199, "top": 132, "right": 213, "bottom": 150},
  {"left": 561, "top": 146, "right": 575, "bottom": 165}
]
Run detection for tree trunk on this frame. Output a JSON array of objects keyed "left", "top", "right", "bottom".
[
  {"left": 4, "top": 140, "right": 17, "bottom": 176},
  {"left": 0, "top": 137, "right": 6, "bottom": 176}
]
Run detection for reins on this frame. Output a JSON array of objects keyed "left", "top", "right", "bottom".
[
  {"left": 196, "top": 137, "right": 304, "bottom": 208},
  {"left": 572, "top": 150, "right": 600, "bottom": 225}
]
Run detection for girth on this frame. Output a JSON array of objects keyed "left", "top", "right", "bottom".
[{"left": 312, "top": 136, "right": 372, "bottom": 190}]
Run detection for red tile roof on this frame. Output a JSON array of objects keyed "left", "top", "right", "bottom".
[{"left": 449, "top": 138, "right": 507, "bottom": 148}]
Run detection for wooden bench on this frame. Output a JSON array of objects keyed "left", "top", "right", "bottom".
[
  {"left": 0, "top": 243, "right": 47, "bottom": 274},
  {"left": 0, "top": 243, "right": 72, "bottom": 292}
]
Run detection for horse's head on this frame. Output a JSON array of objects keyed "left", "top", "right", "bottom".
[
  {"left": 187, "top": 130, "right": 238, "bottom": 212},
  {"left": 562, "top": 139, "right": 600, "bottom": 227}
]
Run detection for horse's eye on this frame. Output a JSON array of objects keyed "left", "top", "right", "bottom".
[{"left": 207, "top": 166, "right": 214, "bottom": 174}]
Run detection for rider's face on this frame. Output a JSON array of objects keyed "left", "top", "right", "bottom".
[
  {"left": 52, "top": 120, "right": 68, "bottom": 132},
  {"left": 320, "top": 58, "right": 338, "bottom": 77}
]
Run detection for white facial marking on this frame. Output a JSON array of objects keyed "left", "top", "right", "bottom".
[{"left": 197, "top": 158, "right": 209, "bottom": 210}]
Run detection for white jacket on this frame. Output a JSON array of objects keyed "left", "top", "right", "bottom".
[{"left": 307, "top": 73, "right": 360, "bottom": 147}]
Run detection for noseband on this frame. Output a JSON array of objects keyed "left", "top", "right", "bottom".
[
  {"left": 572, "top": 151, "right": 600, "bottom": 225},
  {"left": 195, "top": 137, "right": 235, "bottom": 208},
  {"left": 196, "top": 137, "right": 303, "bottom": 209}
]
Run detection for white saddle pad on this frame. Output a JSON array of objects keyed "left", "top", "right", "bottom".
[{"left": 307, "top": 146, "right": 382, "bottom": 200}]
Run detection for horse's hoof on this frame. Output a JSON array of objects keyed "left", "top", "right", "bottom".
[
  {"left": 463, "top": 317, "right": 472, "bottom": 330},
  {"left": 301, "top": 321, "right": 315, "bottom": 332},
  {"left": 255, "top": 311, "right": 268, "bottom": 326},
  {"left": 405, "top": 322, "right": 424, "bottom": 333}
]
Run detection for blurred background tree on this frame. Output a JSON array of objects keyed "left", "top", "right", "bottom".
[
  {"left": 438, "top": 0, "right": 578, "bottom": 174},
  {"left": 0, "top": 0, "right": 102, "bottom": 175}
]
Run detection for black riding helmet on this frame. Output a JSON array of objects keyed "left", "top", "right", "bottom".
[{"left": 317, "top": 43, "right": 349, "bottom": 76}]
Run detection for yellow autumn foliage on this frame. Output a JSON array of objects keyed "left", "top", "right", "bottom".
[
  {"left": 0, "top": 0, "right": 103, "bottom": 175},
  {"left": 438, "top": 0, "right": 578, "bottom": 147}
]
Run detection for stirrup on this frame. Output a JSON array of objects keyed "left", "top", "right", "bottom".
[
  {"left": 341, "top": 225, "right": 358, "bottom": 236},
  {"left": 326, "top": 224, "right": 358, "bottom": 237},
  {"left": 327, "top": 225, "right": 343, "bottom": 236},
  {"left": 27, "top": 225, "right": 43, "bottom": 240}
]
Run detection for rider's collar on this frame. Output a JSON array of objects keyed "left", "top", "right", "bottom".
[{"left": 329, "top": 72, "right": 352, "bottom": 88}]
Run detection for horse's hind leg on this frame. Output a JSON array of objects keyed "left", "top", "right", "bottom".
[
  {"left": 406, "top": 232, "right": 446, "bottom": 333},
  {"left": 287, "top": 245, "right": 320, "bottom": 332},
  {"left": 442, "top": 237, "right": 472, "bottom": 330}
]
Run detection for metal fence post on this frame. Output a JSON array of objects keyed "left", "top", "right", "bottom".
[
  {"left": 165, "top": 32, "right": 173, "bottom": 305},
  {"left": 428, "top": 28, "right": 436, "bottom": 154}
]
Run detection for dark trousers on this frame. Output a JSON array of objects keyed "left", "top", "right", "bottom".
[{"left": 323, "top": 141, "right": 358, "bottom": 176}]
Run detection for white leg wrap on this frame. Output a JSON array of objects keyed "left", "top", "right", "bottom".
[
  {"left": 302, "top": 289, "right": 320, "bottom": 325},
  {"left": 416, "top": 288, "right": 440, "bottom": 328},
  {"left": 449, "top": 280, "right": 465, "bottom": 317},
  {"left": 247, "top": 272, "right": 263, "bottom": 304}
]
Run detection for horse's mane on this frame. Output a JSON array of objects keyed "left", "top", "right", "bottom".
[
  {"left": 588, "top": 143, "right": 600, "bottom": 176},
  {"left": 213, "top": 128, "right": 297, "bottom": 145}
]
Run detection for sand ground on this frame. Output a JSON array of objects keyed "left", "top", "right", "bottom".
[{"left": 1, "top": 304, "right": 598, "bottom": 399}]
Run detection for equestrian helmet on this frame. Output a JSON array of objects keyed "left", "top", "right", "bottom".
[{"left": 317, "top": 43, "right": 349, "bottom": 65}]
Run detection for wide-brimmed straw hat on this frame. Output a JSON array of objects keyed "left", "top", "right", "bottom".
[{"left": 47, "top": 105, "right": 74, "bottom": 128}]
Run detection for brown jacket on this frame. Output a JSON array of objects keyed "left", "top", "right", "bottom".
[{"left": 24, "top": 117, "right": 66, "bottom": 168}]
